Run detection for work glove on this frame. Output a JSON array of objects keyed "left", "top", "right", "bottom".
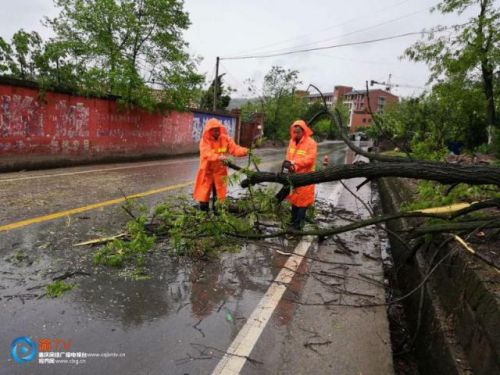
[{"left": 282, "top": 160, "right": 295, "bottom": 173}]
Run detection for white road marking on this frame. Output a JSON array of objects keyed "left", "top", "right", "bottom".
[
  {"left": 211, "top": 182, "right": 344, "bottom": 375},
  {"left": 0, "top": 158, "right": 198, "bottom": 183}
]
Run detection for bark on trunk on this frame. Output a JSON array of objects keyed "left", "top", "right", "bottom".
[{"left": 241, "top": 162, "right": 500, "bottom": 188}]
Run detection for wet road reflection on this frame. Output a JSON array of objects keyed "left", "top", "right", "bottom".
[{"left": 0, "top": 142, "right": 348, "bottom": 375}]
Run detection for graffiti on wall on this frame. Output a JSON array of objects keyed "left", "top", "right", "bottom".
[
  {"left": 161, "top": 112, "right": 192, "bottom": 146},
  {"left": 53, "top": 101, "right": 90, "bottom": 138},
  {"left": 0, "top": 83, "right": 202, "bottom": 158},
  {"left": 192, "top": 112, "right": 236, "bottom": 142},
  {"left": 95, "top": 112, "right": 142, "bottom": 137},
  {"left": 0, "top": 95, "right": 43, "bottom": 137}
]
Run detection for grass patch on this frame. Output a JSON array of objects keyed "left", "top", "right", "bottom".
[
  {"left": 46, "top": 280, "right": 75, "bottom": 298},
  {"left": 401, "top": 182, "right": 500, "bottom": 212},
  {"left": 381, "top": 150, "right": 408, "bottom": 158}
]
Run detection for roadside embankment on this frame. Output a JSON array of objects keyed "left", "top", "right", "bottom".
[{"left": 378, "top": 177, "right": 500, "bottom": 375}]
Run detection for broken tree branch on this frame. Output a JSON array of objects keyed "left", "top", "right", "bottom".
[{"left": 241, "top": 161, "right": 500, "bottom": 188}]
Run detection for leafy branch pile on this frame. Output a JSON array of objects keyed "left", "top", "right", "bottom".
[{"left": 92, "top": 185, "right": 292, "bottom": 269}]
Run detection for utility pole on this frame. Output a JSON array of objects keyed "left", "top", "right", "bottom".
[
  {"left": 213, "top": 56, "right": 219, "bottom": 111},
  {"left": 370, "top": 73, "right": 392, "bottom": 92},
  {"left": 386, "top": 73, "right": 392, "bottom": 92}
]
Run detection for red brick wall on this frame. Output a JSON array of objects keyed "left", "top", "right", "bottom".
[
  {"left": 0, "top": 83, "right": 238, "bottom": 169},
  {"left": 350, "top": 112, "right": 373, "bottom": 131},
  {"left": 333, "top": 86, "right": 352, "bottom": 104}
]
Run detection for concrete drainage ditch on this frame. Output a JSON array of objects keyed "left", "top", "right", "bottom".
[{"left": 378, "top": 177, "right": 500, "bottom": 375}]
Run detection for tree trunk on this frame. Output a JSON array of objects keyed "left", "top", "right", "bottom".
[
  {"left": 241, "top": 161, "right": 500, "bottom": 188},
  {"left": 478, "top": 0, "right": 497, "bottom": 144}
]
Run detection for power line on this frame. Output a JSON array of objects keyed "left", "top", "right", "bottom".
[
  {"left": 220, "top": 30, "right": 432, "bottom": 61},
  {"left": 310, "top": 52, "right": 402, "bottom": 66},
  {"left": 263, "top": 3, "right": 436, "bottom": 55},
  {"left": 230, "top": 0, "right": 416, "bottom": 56}
]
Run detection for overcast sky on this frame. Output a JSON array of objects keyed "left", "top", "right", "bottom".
[{"left": 0, "top": 0, "right": 493, "bottom": 98}]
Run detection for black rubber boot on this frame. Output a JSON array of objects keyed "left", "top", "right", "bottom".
[
  {"left": 290, "top": 205, "right": 307, "bottom": 230},
  {"left": 211, "top": 184, "right": 218, "bottom": 215}
]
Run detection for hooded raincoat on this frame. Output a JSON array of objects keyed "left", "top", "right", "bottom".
[
  {"left": 286, "top": 120, "right": 317, "bottom": 207},
  {"left": 193, "top": 118, "right": 248, "bottom": 202}
]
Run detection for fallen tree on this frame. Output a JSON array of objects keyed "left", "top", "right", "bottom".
[
  {"left": 226, "top": 97, "right": 500, "bottom": 272},
  {"left": 86, "top": 88, "right": 500, "bottom": 275}
]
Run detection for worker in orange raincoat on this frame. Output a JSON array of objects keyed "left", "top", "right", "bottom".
[
  {"left": 193, "top": 118, "right": 249, "bottom": 211},
  {"left": 282, "top": 119, "right": 317, "bottom": 230}
]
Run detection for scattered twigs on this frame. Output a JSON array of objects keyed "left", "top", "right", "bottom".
[
  {"left": 52, "top": 270, "right": 91, "bottom": 281},
  {"left": 189, "top": 343, "right": 263, "bottom": 365},
  {"left": 2, "top": 294, "right": 40, "bottom": 303},
  {"left": 174, "top": 353, "right": 213, "bottom": 365},
  {"left": 453, "top": 234, "right": 500, "bottom": 273},
  {"left": 363, "top": 252, "right": 381, "bottom": 261},
  {"left": 332, "top": 235, "right": 358, "bottom": 255},
  {"left": 336, "top": 178, "right": 414, "bottom": 255},
  {"left": 118, "top": 188, "right": 137, "bottom": 219},
  {"left": 192, "top": 319, "right": 206, "bottom": 338},
  {"left": 355, "top": 178, "right": 371, "bottom": 191},
  {"left": 286, "top": 249, "right": 456, "bottom": 308},
  {"left": 74, "top": 233, "right": 127, "bottom": 247},
  {"left": 357, "top": 273, "right": 385, "bottom": 287},
  {"left": 339, "top": 180, "right": 374, "bottom": 216},
  {"left": 304, "top": 340, "right": 332, "bottom": 354}
]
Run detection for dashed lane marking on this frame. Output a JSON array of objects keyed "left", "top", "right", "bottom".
[
  {"left": 0, "top": 159, "right": 281, "bottom": 233},
  {"left": 0, "top": 181, "right": 192, "bottom": 232}
]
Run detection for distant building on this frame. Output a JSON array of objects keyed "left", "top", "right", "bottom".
[
  {"left": 306, "top": 85, "right": 353, "bottom": 108},
  {"left": 344, "top": 89, "right": 398, "bottom": 132},
  {"left": 305, "top": 85, "right": 398, "bottom": 133},
  {"left": 307, "top": 91, "right": 334, "bottom": 107}
]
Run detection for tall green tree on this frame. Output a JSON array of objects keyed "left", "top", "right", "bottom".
[
  {"left": 374, "top": 77, "right": 489, "bottom": 155},
  {"left": 242, "top": 66, "right": 307, "bottom": 142},
  {"left": 404, "top": 0, "right": 499, "bottom": 147},
  {"left": 0, "top": 30, "right": 44, "bottom": 80},
  {"left": 199, "top": 73, "right": 232, "bottom": 111},
  {"left": 0, "top": 31, "right": 86, "bottom": 93},
  {"left": 43, "top": 0, "right": 203, "bottom": 109}
]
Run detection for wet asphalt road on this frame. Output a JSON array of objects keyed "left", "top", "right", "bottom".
[{"left": 0, "top": 142, "right": 348, "bottom": 374}]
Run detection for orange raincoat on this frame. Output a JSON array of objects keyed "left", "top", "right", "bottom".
[
  {"left": 286, "top": 120, "right": 317, "bottom": 207},
  {"left": 193, "top": 119, "right": 248, "bottom": 202}
]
